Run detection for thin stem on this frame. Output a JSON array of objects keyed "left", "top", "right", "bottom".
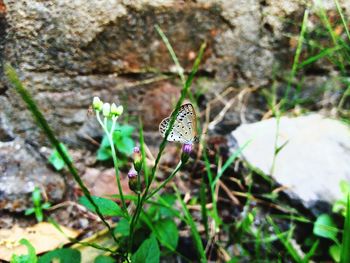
[
  {"left": 108, "top": 132, "right": 128, "bottom": 213},
  {"left": 128, "top": 193, "right": 141, "bottom": 254},
  {"left": 146, "top": 161, "right": 183, "bottom": 200},
  {"left": 96, "top": 112, "right": 128, "bottom": 214},
  {"left": 155, "top": 25, "right": 186, "bottom": 85},
  {"left": 282, "top": 9, "right": 309, "bottom": 110},
  {"left": 174, "top": 185, "right": 207, "bottom": 262}
]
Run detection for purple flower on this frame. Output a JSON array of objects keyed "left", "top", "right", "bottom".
[
  {"left": 133, "top": 147, "right": 140, "bottom": 154},
  {"left": 128, "top": 168, "right": 137, "bottom": 179},
  {"left": 133, "top": 146, "right": 142, "bottom": 172},
  {"left": 182, "top": 143, "right": 193, "bottom": 154}
]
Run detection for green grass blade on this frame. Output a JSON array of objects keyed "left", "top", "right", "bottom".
[
  {"left": 340, "top": 195, "right": 350, "bottom": 263},
  {"left": 199, "top": 178, "right": 209, "bottom": 239},
  {"left": 334, "top": 0, "right": 350, "bottom": 41},
  {"left": 302, "top": 239, "right": 319, "bottom": 263},
  {"left": 268, "top": 216, "right": 303, "bottom": 262},
  {"left": 299, "top": 46, "right": 343, "bottom": 68},
  {"left": 282, "top": 9, "right": 309, "bottom": 109},
  {"left": 174, "top": 185, "right": 207, "bottom": 262},
  {"left": 4, "top": 64, "right": 118, "bottom": 243},
  {"left": 155, "top": 25, "right": 186, "bottom": 85},
  {"left": 138, "top": 118, "right": 149, "bottom": 187},
  {"left": 316, "top": 0, "right": 346, "bottom": 73},
  {"left": 211, "top": 140, "right": 251, "bottom": 189}
]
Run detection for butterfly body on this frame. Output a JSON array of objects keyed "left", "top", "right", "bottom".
[{"left": 159, "top": 103, "right": 198, "bottom": 144}]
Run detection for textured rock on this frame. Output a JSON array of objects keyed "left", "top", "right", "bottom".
[
  {"left": 0, "top": 139, "right": 65, "bottom": 212},
  {"left": 1, "top": 0, "right": 324, "bottom": 146},
  {"left": 2, "top": 0, "right": 350, "bottom": 147},
  {"left": 231, "top": 114, "right": 350, "bottom": 210}
]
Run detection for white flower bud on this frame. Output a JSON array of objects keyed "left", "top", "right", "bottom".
[
  {"left": 92, "top": 97, "right": 103, "bottom": 111},
  {"left": 102, "top": 103, "right": 111, "bottom": 117},
  {"left": 115, "top": 105, "right": 123, "bottom": 116}
]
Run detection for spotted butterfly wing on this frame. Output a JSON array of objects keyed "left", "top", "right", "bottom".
[{"left": 159, "top": 103, "right": 197, "bottom": 144}]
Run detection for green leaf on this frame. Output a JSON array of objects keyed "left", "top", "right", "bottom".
[
  {"left": 11, "top": 239, "right": 37, "bottom": 263},
  {"left": 131, "top": 235, "right": 160, "bottom": 263},
  {"left": 117, "top": 136, "right": 134, "bottom": 155},
  {"left": 113, "top": 218, "right": 130, "bottom": 237},
  {"left": 340, "top": 180, "right": 350, "bottom": 195},
  {"left": 94, "top": 255, "right": 116, "bottom": 263},
  {"left": 48, "top": 143, "right": 72, "bottom": 171},
  {"left": 96, "top": 147, "right": 112, "bottom": 161},
  {"left": 119, "top": 124, "right": 134, "bottom": 136},
  {"left": 100, "top": 135, "right": 111, "bottom": 148},
  {"left": 34, "top": 208, "right": 43, "bottom": 222},
  {"left": 39, "top": 248, "right": 81, "bottom": 263},
  {"left": 49, "top": 153, "right": 65, "bottom": 170},
  {"left": 341, "top": 195, "right": 350, "bottom": 263},
  {"left": 79, "top": 196, "right": 123, "bottom": 217},
  {"left": 41, "top": 202, "right": 51, "bottom": 210},
  {"left": 330, "top": 244, "right": 341, "bottom": 263},
  {"left": 313, "top": 214, "right": 338, "bottom": 242},
  {"left": 32, "top": 187, "right": 41, "bottom": 207},
  {"left": 154, "top": 219, "right": 179, "bottom": 250},
  {"left": 158, "top": 195, "right": 177, "bottom": 217},
  {"left": 24, "top": 208, "right": 35, "bottom": 215}
]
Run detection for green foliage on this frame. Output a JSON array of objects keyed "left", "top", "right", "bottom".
[
  {"left": 313, "top": 214, "right": 338, "bottom": 242},
  {"left": 97, "top": 123, "right": 135, "bottom": 161},
  {"left": 39, "top": 248, "right": 81, "bottom": 263},
  {"left": 175, "top": 186, "right": 206, "bottom": 262},
  {"left": 94, "top": 255, "right": 116, "bottom": 263},
  {"left": 340, "top": 195, "right": 350, "bottom": 263},
  {"left": 330, "top": 244, "right": 341, "bottom": 263},
  {"left": 79, "top": 196, "right": 124, "bottom": 217},
  {"left": 268, "top": 217, "right": 303, "bottom": 262},
  {"left": 49, "top": 143, "right": 73, "bottom": 170},
  {"left": 24, "top": 187, "right": 51, "bottom": 222},
  {"left": 113, "top": 218, "right": 130, "bottom": 237},
  {"left": 11, "top": 239, "right": 37, "bottom": 263},
  {"left": 131, "top": 235, "right": 160, "bottom": 263},
  {"left": 333, "top": 180, "right": 350, "bottom": 217},
  {"left": 154, "top": 219, "right": 179, "bottom": 251}
]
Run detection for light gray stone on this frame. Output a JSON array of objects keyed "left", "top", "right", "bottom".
[
  {"left": 231, "top": 114, "right": 350, "bottom": 209},
  {"left": 0, "top": 138, "right": 65, "bottom": 212}
]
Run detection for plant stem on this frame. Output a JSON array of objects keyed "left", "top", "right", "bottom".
[
  {"left": 96, "top": 112, "right": 128, "bottom": 214},
  {"left": 146, "top": 161, "right": 183, "bottom": 200},
  {"left": 128, "top": 193, "right": 141, "bottom": 254},
  {"left": 108, "top": 132, "right": 128, "bottom": 214}
]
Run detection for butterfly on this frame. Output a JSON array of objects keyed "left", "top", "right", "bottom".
[{"left": 159, "top": 103, "right": 199, "bottom": 144}]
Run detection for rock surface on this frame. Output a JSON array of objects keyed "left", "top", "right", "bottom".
[
  {"left": 231, "top": 114, "right": 350, "bottom": 210},
  {"left": 2, "top": 0, "right": 349, "bottom": 146},
  {"left": 0, "top": 139, "right": 65, "bottom": 212}
]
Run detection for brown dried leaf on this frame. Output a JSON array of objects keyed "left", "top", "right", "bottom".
[{"left": 0, "top": 222, "right": 79, "bottom": 261}]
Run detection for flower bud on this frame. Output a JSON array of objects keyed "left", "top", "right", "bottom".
[
  {"left": 115, "top": 105, "right": 124, "bottom": 116},
  {"left": 128, "top": 168, "right": 142, "bottom": 194},
  {"left": 92, "top": 97, "right": 103, "bottom": 111},
  {"left": 102, "top": 103, "right": 111, "bottom": 117},
  {"left": 133, "top": 147, "right": 142, "bottom": 172},
  {"left": 181, "top": 143, "right": 193, "bottom": 163},
  {"left": 110, "top": 103, "right": 118, "bottom": 115}
]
